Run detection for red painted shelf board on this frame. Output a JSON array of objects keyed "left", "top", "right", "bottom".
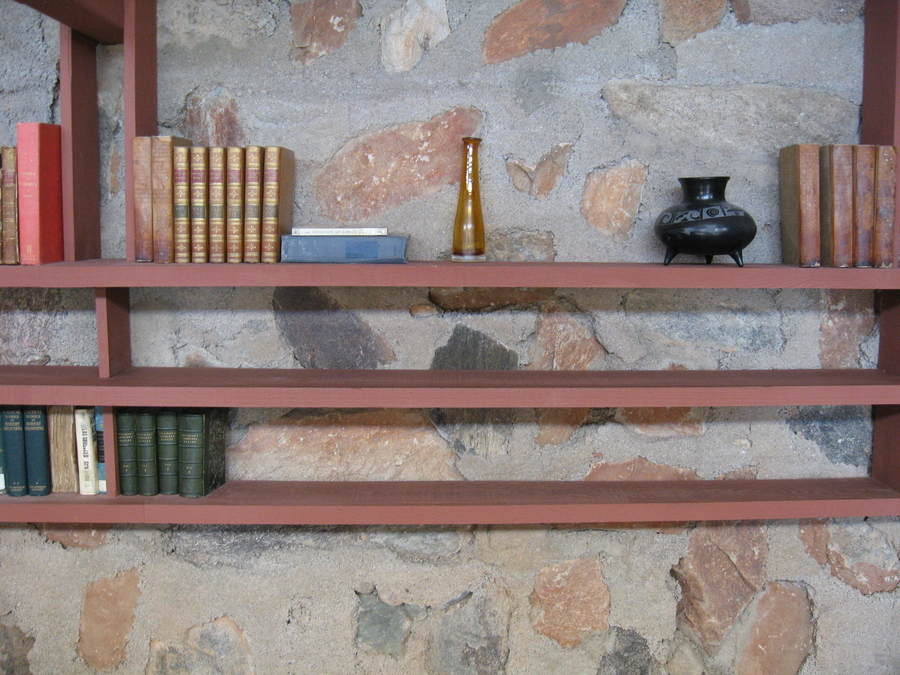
[
  {"left": 3, "top": 365, "right": 900, "bottom": 408},
  {"left": 2, "top": 260, "right": 900, "bottom": 289},
  {"left": 2, "top": 478, "right": 896, "bottom": 525}
]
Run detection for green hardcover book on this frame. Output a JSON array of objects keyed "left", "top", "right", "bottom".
[
  {"left": 23, "top": 406, "right": 50, "bottom": 496},
  {"left": 156, "top": 409, "right": 179, "bottom": 495},
  {"left": 2, "top": 406, "right": 27, "bottom": 496},
  {"left": 135, "top": 409, "right": 158, "bottom": 496},
  {"left": 0, "top": 411, "right": 6, "bottom": 491},
  {"left": 116, "top": 410, "right": 138, "bottom": 496},
  {"left": 178, "top": 408, "right": 227, "bottom": 498}
]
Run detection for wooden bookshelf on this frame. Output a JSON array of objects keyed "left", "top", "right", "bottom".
[{"left": 3, "top": 0, "right": 900, "bottom": 525}]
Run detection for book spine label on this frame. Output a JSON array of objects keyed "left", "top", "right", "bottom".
[
  {"left": 243, "top": 146, "right": 263, "bottom": 263},
  {"left": 262, "top": 146, "right": 295, "bottom": 263},
  {"left": 74, "top": 407, "right": 99, "bottom": 495},
  {"left": 173, "top": 146, "right": 191, "bottom": 263},
  {"left": 23, "top": 406, "right": 50, "bottom": 495},
  {"left": 280, "top": 235, "right": 409, "bottom": 263},
  {"left": 874, "top": 145, "right": 897, "bottom": 268},
  {"left": 135, "top": 411, "right": 158, "bottom": 496},
  {"left": 226, "top": 147, "right": 245, "bottom": 264},
  {"left": 17, "top": 123, "right": 63, "bottom": 265},
  {"left": 2, "top": 407, "right": 27, "bottom": 496},
  {"left": 1, "top": 147, "right": 19, "bottom": 264},
  {"left": 156, "top": 410, "right": 179, "bottom": 495},
  {"left": 190, "top": 146, "right": 209, "bottom": 263},
  {"left": 208, "top": 147, "right": 227, "bottom": 263},
  {"left": 116, "top": 410, "right": 138, "bottom": 496},
  {"left": 133, "top": 136, "right": 155, "bottom": 262}
]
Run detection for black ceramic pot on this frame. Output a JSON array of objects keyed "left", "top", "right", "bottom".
[{"left": 654, "top": 176, "right": 757, "bottom": 266}]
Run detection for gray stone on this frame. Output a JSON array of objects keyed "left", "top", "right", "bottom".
[
  {"left": 145, "top": 617, "right": 253, "bottom": 675},
  {"left": 356, "top": 591, "right": 417, "bottom": 655},
  {"left": 787, "top": 406, "right": 871, "bottom": 466},
  {"left": 433, "top": 584, "right": 511, "bottom": 675},
  {"left": 363, "top": 527, "right": 466, "bottom": 561},
  {"left": 0, "top": 623, "right": 34, "bottom": 675},
  {"left": 273, "top": 287, "right": 394, "bottom": 369},
  {"left": 598, "top": 627, "right": 654, "bottom": 675},
  {"left": 732, "top": 0, "right": 863, "bottom": 25},
  {"left": 431, "top": 324, "right": 518, "bottom": 371}
]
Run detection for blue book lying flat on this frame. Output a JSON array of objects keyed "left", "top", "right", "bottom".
[{"left": 280, "top": 235, "right": 408, "bottom": 263}]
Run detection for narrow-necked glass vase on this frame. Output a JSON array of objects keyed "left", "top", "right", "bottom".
[{"left": 452, "top": 137, "right": 486, "bottom": 262}]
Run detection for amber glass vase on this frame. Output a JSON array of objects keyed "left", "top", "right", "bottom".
[{"left": 452, "top": 137, "right": 486, "bottom": 262}]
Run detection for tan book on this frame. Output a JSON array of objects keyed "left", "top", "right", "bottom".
[
  {"left": 151, "top": 136, "right": 192, "bottom": 263},
  {"left": 874, "top": 145, "right": 897, "bottom": 268},
  {"left": 1, "top": 146, "right": 19, "bottom": 264},
  {"left": 133, "top": 136, "right": 154, "bottom": 262},
  {"left": 779, "top": 144, "right": 820, "bottom": 267},
  {"left": 173, "top": 145, "right": 191, "bottom": 263},
  {"left": 852, "top": 144, "right": 876, "bottom": 268},
  {"left": 226, "top": 147, "right": 245, "bottom": 263},
  {"left": 47, "top": 405, "right": 79, "bottom": 493},
  {"left": 243, "top": 145, "right": 263, "bottom": 263},
  {"left": 820, "top": 144, "right": 854, "bottom": 267},
  {"left": 190, "top": 146, "right": 209, "bottom": 263},
  {"left": 208, "top": 146, "right": 227, "bottom": 263},
  {"left": 261, "top": 146, "right": 295, "bottom": 263}
]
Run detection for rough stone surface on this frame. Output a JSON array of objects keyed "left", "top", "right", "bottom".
[
  {"left": 598, "top": 627, "right": 655, "bottom": 675},
  {"left": 428, "top": 287, "right": 554, "bottom": 312},
  {"left": 506, "top": 143, "right": 574, "bottom": 199},
  {"left": 584, "top": 456, "right": 699, "bottom": 482},
  {"left": 614, "top": 407, "right": 706, "bottom": 437},
  {"left": 485, "top": 229, "right": 556, "bottom": 262},
  {"left": 144, "top": 616, "right": 253, "bottom": 675},
  {"left": 314, "top": 107, "right": 483, "bottom": 221},
  {"left": 581, "top": 159, "right": 648, "bottom": 240},
  {"left": 733, "top": 582, "right": 814, "bottom": 675},
  {"left": 228, "top": 409, "right": 462, "bottom": 480},
  {"left": 787, "top": 405, "right": 871, "bottom": 467},
  {"left": 530, "top": 557, "right": 610, "bottom": 647},
  {"left": 273, "top": 287, "right": 395, "bottom": 369},
  {"left": 528, "top": 299, "right": 604, "bottom": 371},
  {"left": 732, "top": 0, "right": 863, "bottom": 25},
  {"left": 40, "top": 524, "right": 109, "bottom": 550},
  {"left": 433, "top": 583, "right": 511, "bottom": 675},
  {"left": 660, "top": 0, "right": 726, "bottom": 45},
  {"left": 534, "top": 407, "right": 590, "bottom": 445},
  {"left": 356, "top": 590, "right": 415, "bottom": 656},
  {"left": 672, "top": 523, "right": 768, "bottom": 651},
  {"left": 291, "top": 0, "right": 362, "bottom": 64},
  {"left": 798, "top": 519, "right": 900, "bottom": 594},
  {"left": 77, "top": 569, "right": 141, "bottom": 670},
  {"left": 432, "top": 324, "right": 519, "bottom": 371},
  {"left": 482, "top": 0, "right": 627, "bottom": 65},
  {"left": 380, "top": 0, "right": 450, "bottom": 73},
  {"left": 0, "top": 623, "right": 35, "bottom": 675},
  {"left": 820, "top": 289, "right": 875, "bottom": 368},
  {"left": 183, "top": 85, "right": 246, "bottom": 148}
]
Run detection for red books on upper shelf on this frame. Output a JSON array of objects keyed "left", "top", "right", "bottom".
[{"left": 16, "top": 122, "right": 63, "bottom": 265}]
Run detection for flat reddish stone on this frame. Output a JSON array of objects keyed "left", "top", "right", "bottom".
[
  {"left": 535, "top": 407, "right": 591, "bottom": 445},
  {"left": 672, "top": 522, "right": 768, "bottom": 651},
  {"left": 78, "top": 569, "right": 141, "bottom": 670},
  {"left": 483, "top": 0, "right": 627, "bottom": 65},
  {"left": 660, "top": 0, "right": 726, "bottom": 45},
  {"left": 314, "top": 107, "right": 483, "bottom": 221},
  {"left": 531, "top": 557, "right": 610, "bottom": 646},
  {"left": 584, "top": 456, "right": 699, "bottom": 481},
  {"left": 614, "top": 406, "right": 705, "bottom": 437},
  {"left": 507, "top": 143, "right": 574, "bottom": 199},
  {"left": 581, "top": 159, "right": 648, "bottom": 240},
  {"left": 41, "top": 523, "right": 108, "bottom": 550},
  {"left": 292, "top": 0, "right": 362, "bottom": 64},
  {"left": 528, "top": 299, "right": 605, "bottom": 371},
  {"left": 184, "top": 86, "right": 246, "bottom": 149},
  {"left": 428, "top": 287, "right": 554, "bottom": 312},
  {"left": 820, "top": 289, "right": 875, "bottom": 368},
  {"left": 734, "top": 582, "right": 814, "bottom": 675}
]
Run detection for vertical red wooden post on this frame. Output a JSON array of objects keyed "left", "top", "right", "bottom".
[
  {"left": 96, "top": 287, "right": 131, "bottom": 377},
  {"left": 59, "top": 25, "right": 101, "bottom": 260}
]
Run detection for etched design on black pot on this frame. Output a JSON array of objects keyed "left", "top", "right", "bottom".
[{"left": 654, "top": 176, "right": 757, "bottom": 266}]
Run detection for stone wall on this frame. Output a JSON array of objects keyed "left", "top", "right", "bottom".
[{"left": 1, "top": 0, "right": 899, "bottom": 673}]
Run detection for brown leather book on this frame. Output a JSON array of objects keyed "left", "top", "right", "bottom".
[
  {"left": 173, "top": 145, "right": 191, "bottom": 263},
  {"left": 208, "top": 147, "right": 227, "bottom": 263},
  {"left": 261, "top": 146, "right": 295, "bottom": 263},
  {"left": 226, "top": 147, "right": 245, "bottom": 263},
  {"left": 820, "top": 144, "right": 854, "bottom": 267},
  {"left": 151, "top": 136, "right": 192, "bottom": 263},
  {"left": 779, "top": 144, "right": 820, "bottom": 267},
  {"left": 873, "top": 145, "right": 897, "bottom": 268},
  {"left": 1, "top": 146, "right": 18, "bottom": 264},
  {"left": 243, "top": 146, "right": 263, "bottom": 263},
  {"left": 852, "top": 144, "right": 876, "bottom": 267},
  {"left": 190, "top": 146, "right": 209, "bottom": 263},
  {"left": 132, "top": 136, "right": 154, "bottom": 262}
]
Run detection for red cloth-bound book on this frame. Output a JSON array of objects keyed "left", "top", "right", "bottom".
[{"left": 16, "top": 122, "right": 63, "bottom": 265}]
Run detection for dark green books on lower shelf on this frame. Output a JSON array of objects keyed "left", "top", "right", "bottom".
[
  {"left": 3, "top": 406, "right": 27, "bottom": 496},
  {"left": 116, "top": 410, "right": 137, "bottom": 496},
  {"left": 23, "top": 406, "right": 50, "bottom": 496},
  {"left": 135, "top": 410, "right": 158, "bottom": 496},
  {"left": 156, "top": 410, "right": 179, "bottom": 495},
  {"left": 177, "top": 409, "right": 227, "bottom": 498}
]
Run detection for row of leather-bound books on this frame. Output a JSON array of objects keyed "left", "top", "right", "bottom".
[
  {"left": 780, "top": 143, "right": 897, "bottom": 268},
  {"left": 133, "top": 136, "right": 295, "bottom": 264}
]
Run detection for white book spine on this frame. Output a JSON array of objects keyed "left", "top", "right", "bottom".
[
  {"left": 74, "top": 408, "right": 99, "bottom": 495},
  {"left": 290, "top": 227, "right": 388, "bottom": 236}
]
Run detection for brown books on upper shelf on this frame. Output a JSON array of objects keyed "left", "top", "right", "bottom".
[
  {"left": 190, "top": 146, "right": 209, "bottom": 263},
  {"left": 874, "top": 145, "right": 897, "bottom": 268},
  {"left": 173, "top": 145, "right": 191, "bottom": 263},
  {"left": 133, "top": 136, "right": 154, "bottom": 262},
  {"left": 243, "top": 145, "right": 263, "bottom": 263},
  {"left": 261, "top": 146, "right": 295, "bottom": 263},
  {"left": 226, "top": 146, "right": 244, "bottom": 263},
  {"left": 820, "top": 144, "right": 854, "bottom": 268},
  {"left": 852, "top": 144, "right": 876, "bottom": 268},
  {"left": 17, "top": 122, "right": 63, "bottom": 266},
  {"left": 1, "top": 146, "right": 17, "bottom": 265},
  {"left": 208, "top": 147, "right": 227, "bottom": 263},
  {"left": 151, "top": 136, "right": 192, "bottom": 263},
  {"left": 779, "top": 144, "right": 820, "bottom": 267}
]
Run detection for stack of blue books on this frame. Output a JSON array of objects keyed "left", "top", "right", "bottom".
[{"left": 280, "top": 227, "right": 408, "bottom": 263}]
